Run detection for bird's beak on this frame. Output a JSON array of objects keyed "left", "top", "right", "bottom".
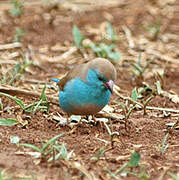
[{"left": 104, "top": 80, "right": 114, "bottom": 93}]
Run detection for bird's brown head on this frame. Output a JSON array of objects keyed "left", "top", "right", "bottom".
[{"left": 87, "top": 58, "right": 117, "bottom": 92}]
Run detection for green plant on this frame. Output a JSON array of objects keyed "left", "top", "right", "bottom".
[
  {"left": 105, "top": 151, "right": 149, "bottom": 179},
  {"left": 10, "top": 0, "right": 24, "bottom": 17},
  {"left": 128, "top": 151, "right": 141, "bottom": 168},
  {"left": 91, "top": 148, "right": 105, "bottom": 162},
  {"left": 160, "top": 133, "right": 169, "bottom": 155},
  {"left": 0, "top": 53, "right": 32, "bottom": 86},
  {"left": 0, "top": 98, "right": 3, "bottom": 110},
  {"left": 24, "top": 86, "right": 49, "bottom": 114},
  {"left": 13, "top": 28, "right": 25, "bottom": 42},
  {"left": 142, "top": 20, "right": 161, "bottom": 40},
  {"left": 136, "top": 86, "right": 154, "bottom": 114},
  {"left": 20, "top": 133, "right": 73, "bottom": 162},
  {"left": 0, "top": 118, "right": 19, "bottom": 126},
  {"left": 0, "top": 92, "right": 25, "bottom": 110},
  {"left": 73, "top": 25, "right": 84, "bottom": 50},
  {"left": 130, "top": 53, "right": 153, "bottom": 81},
  {"left": 168, "top": 172, "right": 179, "bottom": 180},
  {"left": 155, "top": 133, "right": 169, "bottom": 156},
  {"left": 72, "top": 23, "right": 120, "bottom": 62},
  {"left": 104, "top": 120, "right": 119, "bottom": 148},
  {"left": 0, "top": 169, "right": 11, "bottom": 180},
  {"left": 131, "top": 86, "right": 154, "bottom": 115},
  {"left": 0, "top": 86, "right": 49, "bottom": 115},
  {"left": 42, "top": 0, "right": 61, "bottom": 6},
  {"left": 89, "top": 43, "right": 120, "bottom": 62},
  {"left": 106, "top": 22, "right": 118, "bottom": 42},
  {"left": 117, "top": 100, "right": 135, "bottom": 131}
]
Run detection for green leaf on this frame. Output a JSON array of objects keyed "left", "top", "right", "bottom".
[
  {"left": 10, "top": 0, "right": 24, "bottom": 17},
  {"left": 72, "top": 25, "right": 83, "bottom": 49},
  {"left": 32, "top": 99, "right": 42, "bottom": 115},
  {"left": 60, "top": 143, "right": 67, "bottom": 159},
  {"left": 131, "top": 87, "right": 138, "bottom": 101},
  {"left": 168, "top": 172, "right": 179, "bottom": 180},
  {"left": 0, "top": 98, "right": 3, "bottom": 110},
  {"left": 155, "top": 81, "right": 162, "bottom": 95},
  {"left": 97, "top": 148, "right": 105, "bottom": 158},
  {"left": 90, "top": 156, "right": 98, "bottom": 161},
  {"left": 128, "top": 151, "right": 141, "bottom": 168},
  {"left": 115, "top": 163, "right": 128, "bottom": 175},
  {"left": 108, "top": 52, "right": 120, "bottom": 61},
  {"left": 20, "top": 143, "right": 41, "bottom": 152},
  {"left": 0, "top": 92, "right": 25, "bottom": 109},
  {"left": 131, "top": 63, "right": 143, "bottom": 73},
  {"left": 106, "top": 22, "right": 118, "bottom": 42},
  {"left": 161, "top": 133, "right": 169, "bottom": 155},
  {"left": 0, "top": 118, "right": 18, "bottom": 126},
  {"left": 107, "top": 22, "right": 115, "bottom": 39},
  {"left": 42, "top": 133, "right": 64, "bottom": 151},
  {"left": 40, "top": 85, "right": 47, "bottom": 102}
]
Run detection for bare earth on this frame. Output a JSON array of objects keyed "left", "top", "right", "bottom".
[{"left": 0, "top": 0, "right": 179, "bottom": 179}]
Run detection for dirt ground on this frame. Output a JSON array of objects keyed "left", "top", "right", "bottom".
[{"left": 0, "top": 0, "right": 179, "bottom": 179}]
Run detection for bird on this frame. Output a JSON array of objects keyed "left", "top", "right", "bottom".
[{"left": 51, "top": 58, "right": 116, "bottom": 118}]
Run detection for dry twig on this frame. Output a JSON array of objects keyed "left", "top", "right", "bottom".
[{"left": 0, "top": 42, "right": 22, "bottom": 50}]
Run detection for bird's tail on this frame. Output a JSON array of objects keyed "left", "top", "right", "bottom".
[{"left": 51, "top": 78, "right": 60, "bottom": 83}]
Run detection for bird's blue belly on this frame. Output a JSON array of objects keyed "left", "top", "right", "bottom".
[{"left": 59, "top": 78, "right": 111, "bottom": 115}]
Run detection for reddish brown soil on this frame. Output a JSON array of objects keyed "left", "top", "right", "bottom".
[{"left": 0, "top": 0, "right": 179, "bottom": 179}]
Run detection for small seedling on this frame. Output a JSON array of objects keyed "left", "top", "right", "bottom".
[
  {"left": 128, "top": 151, "right": 141, "bottom": 168},
  {"left": 89, "top": 43, "right": 120, "bottom": 62},
  {"left": 10, "top": 0, "right": 24, "bottom": 17},
  {"left": 105, "top": 151, "right": 149, "bottom": 179},
  {"left": 104, "top": 120, "right": 119, "bottom": 148},
  {"left": 48, "top": 142, "right": 73, "bottom": 162},
  {"left": 131, "top": 86, "right": 154, "bottom": 115},
  {"left": 0, "top": 86, "right": 49, "bottom": 115},
  {"left": 91, "top": 148, "right": 105, "bottom": 162},
  {"left": 73, "top": 25, "right": 84, "bottom": 50},
  {"left": 160, "top": 133, "right": 169, "bottom": 155},
  {"left": 24, "top": 86, "right": 49, "bottom": 114},
  {"left": 131, "top": 87, "right": 140, "bottom": 101},
  {"left": 142, "top": 95, "right": 154, "bottom": 115},
  {"left": 106, "top": 22, "right": 118, "bottom": 42},
  {"left": 20, "top": 133, "right": 70, "bottom": 162},
  {"left": 142, "top": 20, "right": 161, "bottom": 40},
  {"left": 130, "top": 53, "right": 153, "bottom": 82},
  {"left": 72, "top": 24, "right": 120, "bottom": 62},
  {"left": 104, "top": 168, "right": 119, "bottom": 180},
  {"left": 155, "top": 133, "right": 169, "bottom": 156},
  {"left": 0, "top": 98, "right": 3, "bottom": 110},
  {"left": 0, "top": 118, "right": 19, "bottom": 126},
  {"left": 0, "top": 92, "right": 25, "bottom": 110},
  {"left": 13, "top": 28, "right": 25, "bottom": 42},
  {"left": 0, "top": 168, "right": 12, "bottom": 180},
  {"left": 117, "top": 100, "right": 135, "bottom": 131},
  {"left": 42, "top": 0, "right": 61, "bottom": 6},
  {"left": 168, "top": 172, "right": 179, "bottom": 180},
  {"left": 0, "top": 53, "right": 32, "bottom": 86},
  {"left": 155, "top": 80, "right": 162, "bottom": 95}
]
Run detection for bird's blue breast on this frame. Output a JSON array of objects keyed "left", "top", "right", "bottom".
[{"left": 59, "top": 69, "right": 111, "bottom": 115}]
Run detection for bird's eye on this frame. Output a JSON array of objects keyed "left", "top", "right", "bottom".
[{"left": 98, "top": 77, "right": 103, "bottom": 81}]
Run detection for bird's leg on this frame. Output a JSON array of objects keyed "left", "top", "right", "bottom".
[
  {"left": 92, "top": 115, "right": 97, "bottom": 125},
  {"left": 67, "top": 115, "right": 83, "bottom": 134},
  {"left": 92, "top": 115, "right": 104, "bottom": 127}
]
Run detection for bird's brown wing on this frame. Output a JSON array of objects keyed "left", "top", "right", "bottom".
[{"left": 57, "top": 64, "right": 87, "bottom": 90}]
